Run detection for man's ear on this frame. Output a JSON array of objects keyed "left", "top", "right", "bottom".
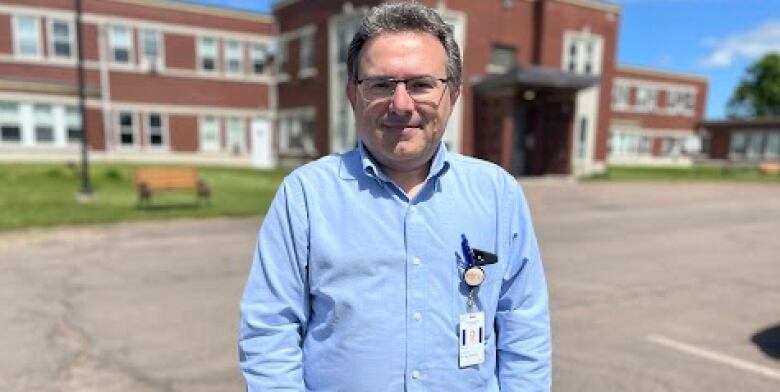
[
  {"left": 449, "top": 84, "right": 462, "bottom": 107},
  {"left": 346, "top": 81, "right": 357, "bottom": 110}
]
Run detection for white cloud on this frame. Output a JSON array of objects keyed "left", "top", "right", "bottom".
[{"left": 700, "top": 20, "right": 780, "bottom": 67}]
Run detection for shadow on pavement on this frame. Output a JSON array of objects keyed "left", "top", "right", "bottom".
[{"left": 752, "top": 324, "right": 780, "bottom": 360}]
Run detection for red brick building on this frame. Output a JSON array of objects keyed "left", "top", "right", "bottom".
[
  {"left": 698, "top": 118, "right": 780, "bottom": 163},
  {"left": 1, "top": 0, "right": 710, "bottom": 175},
  {"left": 274, "top": 0, "right": 708, "bottom": 175},
  {"left": 0, "top": 0, "right": 276, "bottom": 167},
  {"left": 608, "top": 65, "right": 708, "bottom": 166}
]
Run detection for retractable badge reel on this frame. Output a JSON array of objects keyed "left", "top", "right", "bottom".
[{"left": 460, "top": 234, "right": 499, "bottom": 309}]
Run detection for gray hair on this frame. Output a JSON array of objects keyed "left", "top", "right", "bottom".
[{"left": 346, "top": 1, "right": 463, "bottom": 87}]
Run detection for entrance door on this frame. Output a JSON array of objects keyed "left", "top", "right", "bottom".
[
  {"left": 250, "top": 117, "right": 275, "bottom": 168},
  {"left": 511, "top": 101, "right": 528, "bottom": 176}
]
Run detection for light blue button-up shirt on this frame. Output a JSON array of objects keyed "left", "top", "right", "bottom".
[{"left": 239, "top": 142, "right": 551, "bottom": 391}]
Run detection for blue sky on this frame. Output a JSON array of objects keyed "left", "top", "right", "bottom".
[{"left": 182, "top": 0, "right": 780, "bottom": 119}]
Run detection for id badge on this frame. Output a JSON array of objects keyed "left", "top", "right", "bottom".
[{"left": 459, "top": 312, "right": 485, "bottom": 368}]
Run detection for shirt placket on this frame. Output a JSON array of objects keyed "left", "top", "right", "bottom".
[{"left": 405, "top": 202, "right": 427, "bottom": 391}]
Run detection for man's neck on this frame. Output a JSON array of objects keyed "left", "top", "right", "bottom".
[{"left": 383, "top": 162, "right": 431, "bottom": 199}]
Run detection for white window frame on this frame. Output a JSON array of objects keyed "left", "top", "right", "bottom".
[
  {"left": 116, "top": 111, "right": 138, "bottom": 148},
  {"left": 13, "top": 15, "right": 42, "bottom": 59},
  {"left": 0, "top": 101, "right": 23, "bottom": 145},
  {"left": 250, "top": 42, "right": 269, "bottom": 75},
  {"left": 48, "top": 18, "right": 75, "bottom": 60},
  {"left": 224, "top": 40, "right": 244, "bottom": 75},
  {"left": 109, "top": 25, "right": 134, "bottom": 65},
  {"left": 145, "top": 112, "right": 168, "bottom": 149},
  {"left": 227, "top": 116, "right": 246, "bottom": 154},
  {"left": 32, "top": 104, "right": 55, "bottom": 145},
  {"left": 666, "top": 89, "right": 696, "bottom": 116},
  {"left": 299, "top": 29, "right": 317, "bottom": 78},
  {"left": 562, "top": 30, "right": 603, "bottom": 76},
  {"left": 199, "top": 115, "right": 221, "bottom": 152},
  {"left": 635, "top": 86, "right": 657, "bottom": 112},
  {"left": 65, "top": 106, "right": 82, "bottom": 144},
  {"left": 611, "top": 82, "right": 630, "bottom": 111},
  {"left": 198, "top": 36, "right": 218, "bottom": 73},
  {"left": 140, "top": 29, "right": 164, "bottom": 72},
  {"left": 278, "top": 108, "right": 316, "bottom": 156},
  {"left": 277, "top": 38, "right": 290, "bottom": 81}
]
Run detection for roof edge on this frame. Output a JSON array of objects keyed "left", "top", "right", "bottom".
[
  {"left": 554, "top": 0, "right": 622, "bottom": 14},
  {"left": 272, "top": 0, "right": 300, "bottom": 11},
  {"left": 112, "top": 0, "right": 274, "bottom": 23},
  {"left": 618, "top": 64, "right": 709, "bottom": 82},
  {"left": 699, "top": 117, "right": 780, "bottom": 127}
]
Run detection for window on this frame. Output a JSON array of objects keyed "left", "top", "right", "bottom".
[
  {"left": 730, "top": 131, "right": 747, "bottom": 157},
  {"left": 227, "top": 117, "right": 245, "bottom": 154},
  {"left": 279, "top": 112, "right": 316, "bottom": 155},
  {"left": 667, "top": 89, "right": 696, "bottom": 114},
  {"left": 251, "top": 43, "right": 268, "bottom": 75},
  {"left": 577, "top": 117, "right": 588, "bottom": 159},
  {"left": 49, "top": 19, "right": 73, "bottom": 59},
  {"left": 109, "top": 25, "right": 133, "bottom": 64},
  {"left": 118, "top": 111, "right": 135, "bottom": 146},
  {"left": 33, "top": 104, "right": 54, "bottom": 143},
  {"left": 199, "top": 116, "right": 220, "bottom": 151},
  {"left": 140, "top": 29, "right": 163, "bottom": 71},
  {"left": 635, "top": 86, "right": 657, "bottom": 112},
  {"left": 765, "top": 132, "right": 780, "bottom": 159},
  {"left": 225, "top": 40, "right": 244, "bottom": 74},
  {"left": 14, "top": 15, "right": 41, "bottom": 57},
  {"left": 299, "top": 33, "right": 315, "bottom": 75},
  {"left": 277, "top": 39, "right": 289, "bottom": 76},
  {"left": 65, "top": 106, "right": 82, "bottom": 143},
  {"left": 147, "top": 113, "right": 164, "bottom": 147},
  {"left": 0, "top": 102, "right": 22, "bottom": 143},
  {"left": 747, "top": 132, "right": 764, "bottom": 160},
  {"left": 198, "top": 37, "right": 218, "bottom": 71},
  {"left": 562, "top": 30, "right": 603, "bottom": 75},
  {"left": 489, "top": 45, "right": 516, "bottom": 73},
  {"left": 612, "top": 83, "right": 630, "bottom": 110},
  {"left": 661, "top": 137, "right": 683, "bottom": 157}
]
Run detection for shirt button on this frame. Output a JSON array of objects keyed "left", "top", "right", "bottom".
[
  {"left": 411, "top": 370, "right": 421, "bottom": 379},
  {"left": 410, "top": 206, "right": 417, "bottom": 214},
  {"left": 412, "top": 257, "right": 421, "bottom": 266},
  {"left": 413, "top": 312, "right": 422, "bottom": 321}
]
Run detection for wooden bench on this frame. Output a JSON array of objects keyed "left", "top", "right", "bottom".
[
  {"left": 758, "top": 161, "right": 780, "bottom": 175},
  {"left": 134, "top": 167, "right": 210, "bottom": 207}
]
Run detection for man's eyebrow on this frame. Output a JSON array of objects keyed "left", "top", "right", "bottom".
[{"left": 359, "top": 74, "right": 438, "bottom": 80}]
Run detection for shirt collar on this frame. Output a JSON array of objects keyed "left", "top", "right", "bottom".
[{"left": 351, "top": 140, "right": 450, "bottom": 183}]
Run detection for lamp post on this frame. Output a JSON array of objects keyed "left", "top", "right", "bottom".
[{"left": 75, "top": 0, "right": 93, "bottom": 198}]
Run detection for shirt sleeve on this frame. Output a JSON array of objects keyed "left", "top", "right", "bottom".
[
  {"left": 239, "top": 176, "right": 310, "bottom": 391},
  {"left": 495, "top": 184, "right": 552, "bottom": 392}
]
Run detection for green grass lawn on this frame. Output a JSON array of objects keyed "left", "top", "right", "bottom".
[
  {"left": 586, "top": 164, "right": 780, "bottom": 182},
  {"left": 0, "top": 163, "right": 289, "bottom": 231}
]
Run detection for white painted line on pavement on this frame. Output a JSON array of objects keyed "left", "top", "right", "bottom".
[{"left": 647, "top": 335, "right": 780, "bottom": 382}]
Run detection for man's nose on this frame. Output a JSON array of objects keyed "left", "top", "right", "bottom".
[{"left": 389, "top": 82, "right": 415, "bottom": 113}]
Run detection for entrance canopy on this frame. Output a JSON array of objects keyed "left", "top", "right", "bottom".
[{"left": 473, "top": 65, "right": 599, "bottom": 95}]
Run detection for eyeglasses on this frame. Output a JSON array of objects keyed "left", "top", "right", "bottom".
[{"left": 356, "top": 76, "right": 449, "bottom": 105}]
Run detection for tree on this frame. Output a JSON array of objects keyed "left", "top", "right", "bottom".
[{"left": 727, "top": 53, "right": 780, "bottom": 118}]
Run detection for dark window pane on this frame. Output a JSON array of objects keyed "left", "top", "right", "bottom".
[
  {"left": 114, "top": 49, "right": 129, "bottom": 63},
  {"left": 67, "top": 128, "right": 82, "bottom": 141},
  {"left": 253, "top": 61, "right": 264, "bottom": 74},
  {"left": 149, "top": 114, "right": 161, "bottom": 127},
  {"left": 35, "top": 127, "right": 54, "bottom": 142},
  {"left": 120, "top": 113, "right": 132, "bottom": 126},
  {"left": 54, "top": 42, "right": 71, "bottom": 57},
  {"left": 150, "top": 134, "right": 163, "bottom": 145},
  {"left": 1, "top": 126, "right": 21, "bottom": 142},
  {"left": 203, "top": 58, "right": 215, "bottom": 70},
  {"left": 120, "top": 133, "right": 133, "bottom": 144}
]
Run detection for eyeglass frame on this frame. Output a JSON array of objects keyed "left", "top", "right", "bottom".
[{"left": 354, "top": 76, "right": 451, "bottom": 105}]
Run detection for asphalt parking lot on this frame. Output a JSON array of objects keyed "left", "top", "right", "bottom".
[{"left": 1, "top": 180, "right": 779, "bottom": 391}]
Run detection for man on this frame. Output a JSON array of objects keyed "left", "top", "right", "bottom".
[{"left": 239, "top": 2, "right": 551, "bottom": 391}]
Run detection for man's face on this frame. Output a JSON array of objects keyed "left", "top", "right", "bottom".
[{"left": 347, "top": 32, "right": 460, "bottom": 173}]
